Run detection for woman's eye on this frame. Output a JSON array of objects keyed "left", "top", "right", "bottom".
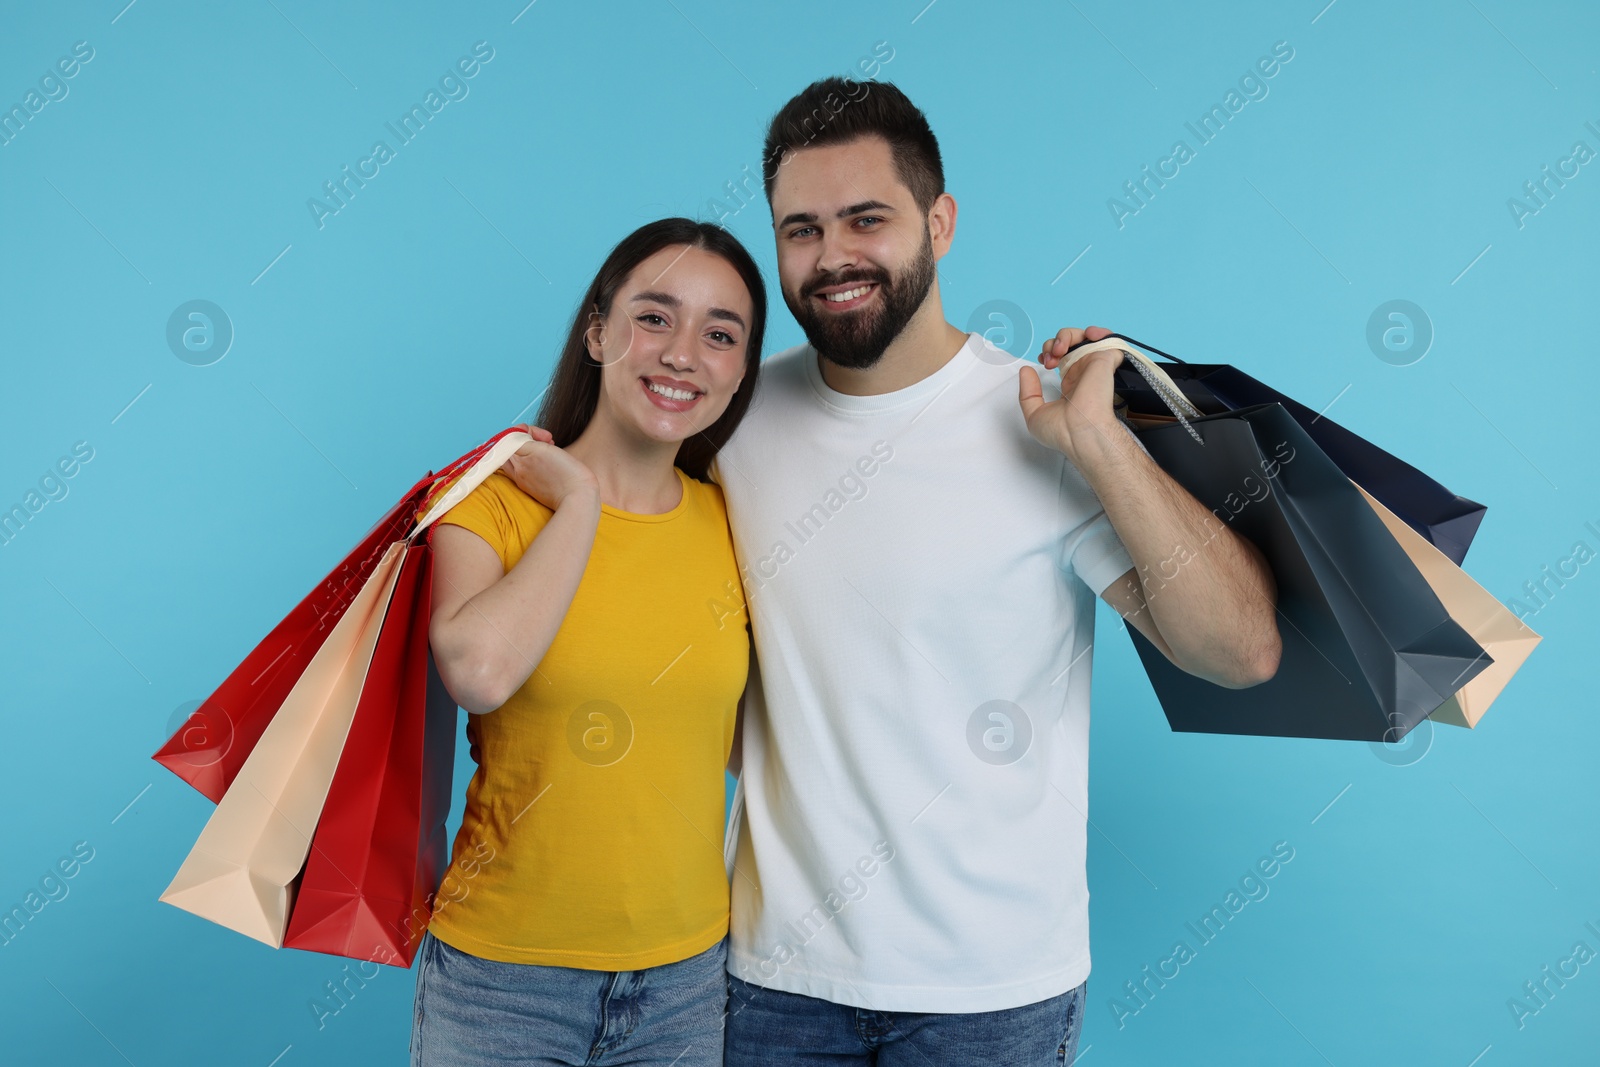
[
  {"left": 709, "top": 330, "right": 737, "bottom": 345},
  {"left": 637, "top": 312, "right": 667, "bottom": 326}
]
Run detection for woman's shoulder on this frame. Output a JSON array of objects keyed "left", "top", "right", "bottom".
[
  {"left": 471, "top": 471, "right": 551, "bottom": 511},
  {"left": 677, "top": 467, "right": 729, "bottom": 517},
  {"left": 435, "top": 470, "right": 552, "bottom": 539}
]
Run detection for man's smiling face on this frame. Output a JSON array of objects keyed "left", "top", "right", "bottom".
[{"left": 770, "top": 135, "right": 937, "bottom": 370}]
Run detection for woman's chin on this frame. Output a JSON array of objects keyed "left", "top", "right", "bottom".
[
  {"left": 631, "top": 401, "right": 729, "bottom": 444},
  {"left": 627, "top": 416, "right": 708, "bottom": 447}
]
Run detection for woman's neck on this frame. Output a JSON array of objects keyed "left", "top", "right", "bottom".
[{"left": 565, "top": 416, "right": 683, "bottom": 515}]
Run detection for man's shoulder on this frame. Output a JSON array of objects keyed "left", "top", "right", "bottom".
[
  {"left": 758, "top": 340, "right": 814, "bottom": 382},
  {"left": 708, "top": 343, "right": 813, "bottom": 486},
  {"left": 725, "top": 341, "right": 816, "bottom": 438},
  {"left": 963, "top": 331, "right": 1067, "bottom": 404}
]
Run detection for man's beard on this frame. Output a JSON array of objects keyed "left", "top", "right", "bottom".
[{"left": 785, "top": 226, "right": 937, "bottom": 371}]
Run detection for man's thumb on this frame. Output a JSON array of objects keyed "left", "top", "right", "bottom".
[{"left": 1018, "top": 364, "right": 1044, "bottom": 414}]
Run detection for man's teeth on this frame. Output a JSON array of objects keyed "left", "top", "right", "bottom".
[
  {"left": 824, "top": 285, "right": 874, "bottom": 303},
  {"left": 646, "top": 380, "right": 699, "bottom": 401}
]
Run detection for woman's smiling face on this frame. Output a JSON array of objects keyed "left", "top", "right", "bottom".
[{"left": 589, "top": 244, "right": 752, "bottom": 446}]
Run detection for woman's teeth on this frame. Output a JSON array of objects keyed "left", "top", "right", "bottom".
[
  {"left": 824, "top": 285, "right": 874, "bottom": 302},
  {"left": 646, "top": 380, "right": 698, "bottom": 401}
]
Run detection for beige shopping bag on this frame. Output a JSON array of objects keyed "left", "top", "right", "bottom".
[
  {"left": 160, "top": 430, "right": 533, "bottom": 946},
  {"left": 1352, "top": 483, "right": 1541, "bottom": 729},
  {"left": 160, "top": 541, "right": 406, "bottom": 945}
]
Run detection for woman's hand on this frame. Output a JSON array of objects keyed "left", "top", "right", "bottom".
[{"left": 499, "top": 424, "right": 599, "bottom": 511}]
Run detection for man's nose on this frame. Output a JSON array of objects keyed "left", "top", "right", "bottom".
[{"left": 816, "top": 230, "right": 859, "bottom": 275}]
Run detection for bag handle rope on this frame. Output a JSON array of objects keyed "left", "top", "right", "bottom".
[{"left": 1060, "top": 334, "right": 1204, "bottom": 444}]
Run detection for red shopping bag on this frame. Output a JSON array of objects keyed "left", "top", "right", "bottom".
[
  {"left": 153, "top": 428, "right": 528, "bottom": 802},
  {"left": 282, "top": 540, "right": 457, "bottom": 966},
  {"left": 159, "top": 428, "right": 532, "bottom": 953}
]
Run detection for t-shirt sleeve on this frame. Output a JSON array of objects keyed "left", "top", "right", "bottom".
[
  {"left": 1049, "top": 404, "right": 1152, "bottom": 598},
  {"left": 1060, "top": 510, "right": 1134, "bottom": 597},
  {"left": 434, "top": 472, "right": 518, "bottom": 572}
]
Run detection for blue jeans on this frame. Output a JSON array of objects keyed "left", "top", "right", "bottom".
[
  {"left": 410, "top": 930, "right": 729, "bottom": 1066},
  {"left": 725, "top": 973, "right": 1087, "bottom": 1066}
]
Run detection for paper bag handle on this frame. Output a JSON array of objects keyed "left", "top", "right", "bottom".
[{"left": 410, "top": 429, "right": 534, "bottom": 538}]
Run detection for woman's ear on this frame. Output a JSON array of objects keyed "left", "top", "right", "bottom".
[{"left": 583, "top": 305, "right": 608, "bottom": 362}]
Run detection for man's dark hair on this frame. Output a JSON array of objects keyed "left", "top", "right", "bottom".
[{"left": 762, "top": 78, "right": 944, "bottom": 215}]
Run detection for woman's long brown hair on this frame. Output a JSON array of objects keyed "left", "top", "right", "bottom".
[{"left": 536, "top": 219, "right": 767, "bottom": 482}]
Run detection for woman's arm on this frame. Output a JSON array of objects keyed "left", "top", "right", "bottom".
[{"left": 428, "top": 440, "right": 601, "bottom": 714}]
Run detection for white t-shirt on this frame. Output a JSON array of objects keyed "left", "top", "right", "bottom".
[{"left": 709, "top": 331, "right": 1136, "bottom": 1013}]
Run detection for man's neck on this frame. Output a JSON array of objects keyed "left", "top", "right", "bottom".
[{"left": 818, "top": 298, "right": 972, "bottom": 397}]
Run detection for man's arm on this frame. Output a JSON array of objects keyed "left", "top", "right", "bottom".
[
  {"left": 1023, "top": 327, "right": 1282, "bottom": 690},
  {"left": 727, "top": 632, "right": 754, "bottom": 775}
]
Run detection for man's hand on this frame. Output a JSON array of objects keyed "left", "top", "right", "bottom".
[
  {"left": 1022, "top": 333, "right": 1281, "bottom": 688},
  {"left": 1018, "top": 325, "right": 1125, "bottom": 466}
]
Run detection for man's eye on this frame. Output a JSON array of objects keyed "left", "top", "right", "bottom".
[
  {"left": 857, "top": 216, "right": 882, "bottom": 227},
  {"left": 790, "top": 226, "right": 816, "bottom": 239}
]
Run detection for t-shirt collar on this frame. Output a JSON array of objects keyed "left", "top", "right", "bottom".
[{"left": 803, "top": 331, "right": 983, "bottom": 416}]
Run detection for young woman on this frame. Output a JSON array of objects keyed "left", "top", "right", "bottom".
[{"left": 411, "top": 217, "right": 766, "bottom": 1066}]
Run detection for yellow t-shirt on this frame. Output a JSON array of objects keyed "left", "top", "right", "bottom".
[{"left": 426, "top": 467, "right": 748, "bottom": 969}]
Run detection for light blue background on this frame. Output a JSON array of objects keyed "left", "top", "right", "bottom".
[{"left": 2, "top": 1, "right": 1596, "bottom": 1064}]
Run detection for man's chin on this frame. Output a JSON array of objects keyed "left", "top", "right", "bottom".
[
  {"left": 806, "top": 327, "right": 888, "bottom": 370},
  {"left": 819, "top": 345, "right": 886, "bottom": 371},
  {"left": 797, "top": 312, "right": 892, "bottom": 370}
]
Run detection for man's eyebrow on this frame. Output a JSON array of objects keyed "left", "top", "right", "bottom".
[
  {"left": 631, "top": 290, "right": 745, "bottom": 330},
  {"left": 776, "top": 200, "right": 897, "bottom": 230}
]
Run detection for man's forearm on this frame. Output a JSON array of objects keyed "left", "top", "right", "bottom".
[{"left": 1076, "top": 418, "right": 1281, "bottom": 686}]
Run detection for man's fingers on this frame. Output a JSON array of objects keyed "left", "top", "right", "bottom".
[
  {"left": 1039, "top": 327, "right": 1100, "bottom": 368},
  {"left": 1017, "top": 364, "right": 1045, "bottom": 419},
  {"left": 1043, "top": 331, "right": 1071, "bottom": 363}
]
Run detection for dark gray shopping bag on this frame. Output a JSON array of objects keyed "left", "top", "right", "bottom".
[
  {"left": 1066, "top": 338, "right": 1495, "bottom": 742},
  {"left": 1103, "top": 333, "right": 1486, "bottom": 566}
]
